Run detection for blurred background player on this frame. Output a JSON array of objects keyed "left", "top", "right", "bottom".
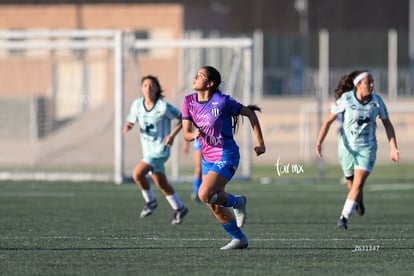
[
  {"left": 333, "top": 71, "right": 360, "bottom": 185},
  {"left": 123, "top": 75, "right": 188, "bottom": 225},
  {"left": 316, "top": 70, "right": 400, "bottom": 230},
  {"left": 183, "top": 139, "right": 202, "bottom": 202},
  {"left": 182, "top": 66, "right": 265, "bottom": 249}
]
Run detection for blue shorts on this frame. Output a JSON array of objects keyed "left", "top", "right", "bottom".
[{"left": 201, "top": 157, "right": 240, "bottom": 181}]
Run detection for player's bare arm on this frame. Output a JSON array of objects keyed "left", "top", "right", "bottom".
[
  {"left": 182, "top": 119, "right": 198, "bottom": 142},
  {"left": 164, "top": 115, "right": 183, "bottom": 147},
  {"left": 239, "top": 106, "right": 265, "bottom": 156},
  {"left": 381, "top": 117, "right": 400, "bottom": 163},
  {"left": 316, "top": 112, "right": 337, "bottom": 159}
]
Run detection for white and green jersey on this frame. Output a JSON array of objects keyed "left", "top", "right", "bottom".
[
  {"left": 126, "top": 97, "right": 181, "bottom": 159},
  {"left": 331, "top": 90, "right": 388, "bottom": 150}
]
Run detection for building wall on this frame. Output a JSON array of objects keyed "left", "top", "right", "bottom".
[
  {"left": 0, "top": 4, "right": 183, "bottom": 31},
  {"left": 0, "top": 1, "right": 409, "bottom": 32},
  {"left": 0, "top": 4, "right": 184, "bottom": 100}
]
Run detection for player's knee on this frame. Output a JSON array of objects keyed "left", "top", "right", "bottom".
[
  {"left": 198, "top": 191, "right": 218, "bottom": 204},
  {"left": 132, "top": 170, "right": 146, "bottom": 183},
  {"left": 198, "top": 191, "right": 209, "bottom": 203}
]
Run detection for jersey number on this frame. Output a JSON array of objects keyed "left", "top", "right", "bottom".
[{"left": 145, "top": 124, "right": 154, "bottom": 133}]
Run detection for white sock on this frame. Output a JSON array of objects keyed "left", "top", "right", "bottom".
[
  {"left": 141, "top": 189, "right": 155, "bottom": 203},
  {"left": 341, "top": 199, "right": 357, "bottom": 219},
  {"left": 166, "top": 193, "right": 184, "bottom": 210}
]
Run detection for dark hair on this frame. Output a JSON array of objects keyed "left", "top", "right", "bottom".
[
  {"left": 141, "top": 75, "right": 164, "bottom": 99},
  {"left": 232, "top": 105, "right": 261, "bottom": 133},
  {"left": 334, "top": 70, "right": 364, "bottom": 100},
  {"left": 201, "top": 66, "right": 261, "bottom": 133},
  {"left": 202, "top": 65, "right": 222, "bottom": 92}
]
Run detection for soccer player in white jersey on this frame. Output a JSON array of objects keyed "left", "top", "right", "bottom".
[
  {"left": 123, "top": 75, "right": 188, "bottom": 225},
  {"left": 316, "top": 71, "right": 400, "bottom": 230}
]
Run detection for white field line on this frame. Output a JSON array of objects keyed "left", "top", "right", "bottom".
[
  {"left": 0, "top": 236, "right": 412, "bottom": 242},
  {"left": 0, "top": 191, "right": 75, "bottom": 197},
  {"left": 367, "top": 183, "right": 414, "bottom": 191},
  {"left": 1, "top": 183, "right": 413, "bottom": 197}
]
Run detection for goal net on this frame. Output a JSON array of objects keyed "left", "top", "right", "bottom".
[{"left": 0, "top": 29, "right": 254, "bottom": 184}]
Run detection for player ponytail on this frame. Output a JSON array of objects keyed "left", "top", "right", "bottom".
[
  {"left": 334, "top": 70, "right": 364, "bottom": 100},
  {"left": 232, "top": 104, "right": 262, "bottom": 133}
]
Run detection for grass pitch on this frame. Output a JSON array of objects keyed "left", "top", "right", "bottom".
[{"left": 0, "top": 164, "right": 413, "bottom": 275}]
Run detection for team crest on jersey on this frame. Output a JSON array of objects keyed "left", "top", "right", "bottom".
[{"left": 211, "top": 107, "right": 220, "bottom": 117}]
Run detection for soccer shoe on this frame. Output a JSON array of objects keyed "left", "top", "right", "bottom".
[
  {"left": 337, "top": 216, "right": 348, "bottom": 230},
  {"left": 171, "top": 206, "right": 188, "bottom": 225},
  {"left": 233, "top": 195, "right": 247, "bottom": 228},
  {"left": 220, "top": 236, "right": 248, "bottom": 250},
  {"left": 139, "top": 200, "right": 158, "bottom": 218},
  {"left": 356, "top": 201, "right": 365, "bottom": 216}
]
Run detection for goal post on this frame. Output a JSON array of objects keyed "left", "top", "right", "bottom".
[
  {"left": 0, "top": 29, "right": 255, "bottom": 184},
  {"left": 127, "top": 36, "right": 254, "bottom": 183},
  {"left": 0, "top": 29, "right": 124, "bottom": 183}
]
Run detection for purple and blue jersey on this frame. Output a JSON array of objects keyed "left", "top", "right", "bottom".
[{"left": 182, "top": 91, "right": 242, "bottom": 163}]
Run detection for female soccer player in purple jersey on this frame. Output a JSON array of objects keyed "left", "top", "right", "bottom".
[
  {"left": 316, "top": 71, "right": 400, "bottom": 230},
  {"left": 182, "top": 66, "right": 266, "bottom": 250}
]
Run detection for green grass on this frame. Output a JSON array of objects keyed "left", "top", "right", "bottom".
[{"left": 0, "top": 164, "right": 413, "bottom": 275}]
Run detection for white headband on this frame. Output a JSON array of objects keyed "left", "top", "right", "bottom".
[{"left": 353, "top": 72, "right": 372, "bottom": 86}]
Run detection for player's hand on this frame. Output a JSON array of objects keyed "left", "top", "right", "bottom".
[
  {"left": 164, "top": 135, "right": 175, "bottom": 148},
  {"left": 122, "top": 124, "right": 133, "bottom": 134},
  {"left": 193, "top": 128, "right": 201, "bottom": 139},
  {"left": 254, "top": 145, "right": 265, "bottom": 156},
  {"left": 390, "top": 148, "right": 400, "bottom": 163},
  {"left": 316, "top": 144, "right": 323, "bottom": 159}
]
